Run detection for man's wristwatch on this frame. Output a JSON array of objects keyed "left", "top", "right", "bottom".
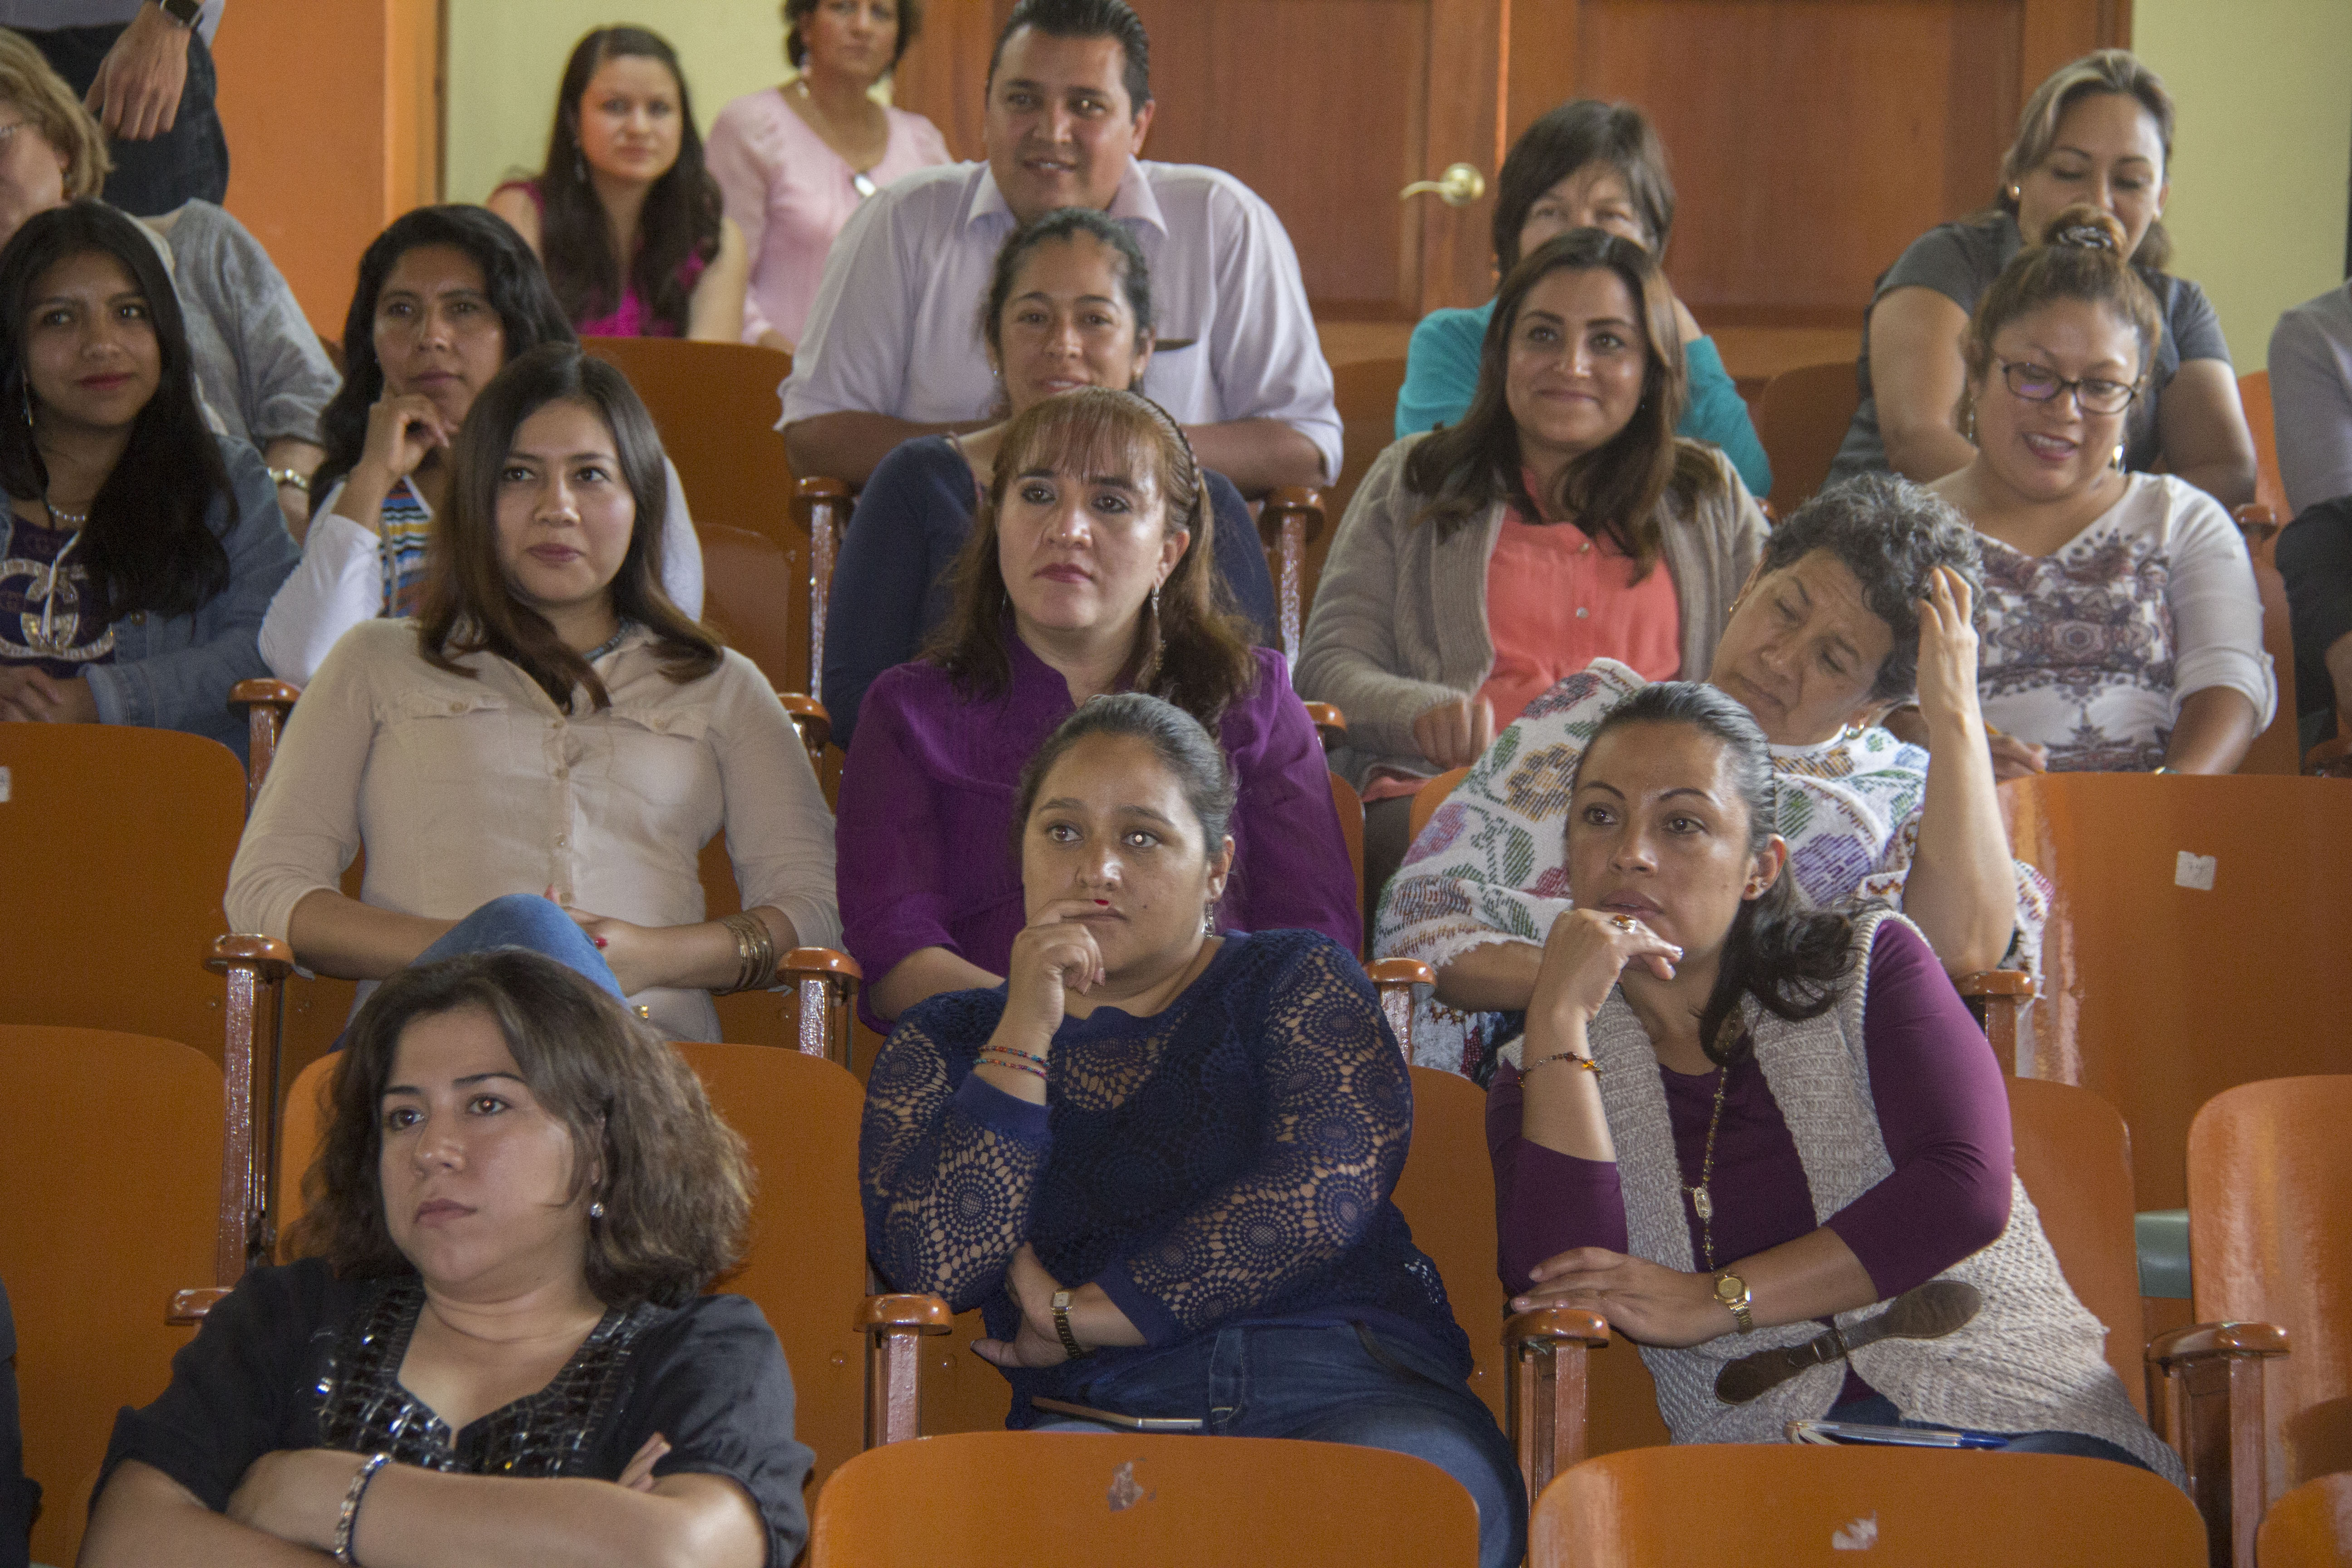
[
  {"left": 154, "top": 0, "right": 203, "bottom": 27},
  {"left": 1713, "top": 1270, "right": 1755, "bottom": 1334},
  {"left": 1050, "top": 1289, "right": 1093, "bottom": 1359}
]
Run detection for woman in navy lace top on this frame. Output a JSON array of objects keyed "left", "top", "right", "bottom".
[{"left": 861, "top": 693, "right": 1525, "bottom": 1568}]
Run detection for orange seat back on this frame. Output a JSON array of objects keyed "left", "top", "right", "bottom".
[
  {"left": 581, "top": 338, "right": 795, "bottom": 546},
  {"left": 0, "top": 1027, "right": 222, "bottom": 1566},
  {"left": 2005, "top": 771, "right": 2352, "bottom": 1208},
  {"left": 696, "top": 520, "right": 809, "bottom": 696},
  {"left": 2188, "top": 1075, "right": 2352, "bottom": 1503},
  {"left": 2240, "top": 370, "right": 2288, "bottom": 519},
  {"left": 1395, "top": 1067, "right": 1508, "bottom": 1426},
  {"left": 276, "top": 1043, "right": 872, "bottom": 1489},
  {"left": 0, "top": 726, "right": 245, "bottom": 1060},
  {"left": 2259, "top": 1471, "right": 2352, "bottom": 1567},
  {"left": 2003, "top": 1077, "right": 2149, "bottom": 1411},
  {"left": 809, "top": 1430, "right": 1478, "bottom": 1566},
  {"left": 1532, "top": 1444, "right": 2205, "bottom": 1566},
  {"left": 1756, "top": 360, "right": 1861, "bottom": 519}
]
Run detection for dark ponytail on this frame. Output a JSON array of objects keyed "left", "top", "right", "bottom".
[{"left": 1574, "top": 682, "right": 1862, "bottom": 1065}]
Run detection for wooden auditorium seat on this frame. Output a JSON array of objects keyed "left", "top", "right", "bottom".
[
  {"left": 2002, "top": 771, "right": 2352, "bottom": 1210},
  {"left": 0, "top": 1027, "right": 221, "bottom": 1567},
  {"left": 1530, "top": 1445, "right": 2207, "bottom": 1567},
  {"left": 1754, "top": 361, "right": 1861, "bottom": 518},
  {"left": 0, "top": 725, "right": 244, "bottom": 1057},
  {"left": 1506, "top": 1076, "right": 2282, "bottom": 1565},
  {"left": 578, "top": 338, "right": 795, "bottom": 544},
  {"left": 2187, "top": 1076, "right": 2352, "bottom": 1543},
  {"left": 2259, "top": 1473, "right": 2352, "bottom": 1568},
  {"left": 808, "top": 1431, "right": 1478, "bottom": 1567}
]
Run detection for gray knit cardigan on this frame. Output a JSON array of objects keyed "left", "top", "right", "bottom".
[
  {"left": 1295, "top": 432, "right": 1765, "bottom": 790},
  {"left": 1588, "top": 908, "right": 2184, "bottom": 1482}
]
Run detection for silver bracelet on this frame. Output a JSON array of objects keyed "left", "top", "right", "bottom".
[{"left": 333, "top": 1452, "right": 390, "bottom": 1564}]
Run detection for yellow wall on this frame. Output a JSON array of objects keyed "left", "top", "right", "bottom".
[
  {"left": 2133, "top": 0, "right": 2352, "bottom": 370},
  {"left": 443, "top": 2, "right": 789, "bottom": 206}
]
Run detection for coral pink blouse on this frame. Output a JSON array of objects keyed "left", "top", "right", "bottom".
[{"left": 1475, "top": 509, "right": 1681, "bottom": 727}]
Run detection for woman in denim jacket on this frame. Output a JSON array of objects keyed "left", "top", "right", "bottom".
[{"left": 0, "top": 202, "right": 294, "bottom": 757}]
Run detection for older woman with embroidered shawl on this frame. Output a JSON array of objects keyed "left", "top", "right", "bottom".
[
  {"left": 1374, "top": 475, "right": 2046, "bottom": 1077},
  {"left": 1488, "top": 681, "right": 2177, "bottom": 1474}
]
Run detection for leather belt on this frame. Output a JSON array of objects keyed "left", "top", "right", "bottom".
[{"left": 1714, "top": 1280, "right": 1983, "bottom": 1405}]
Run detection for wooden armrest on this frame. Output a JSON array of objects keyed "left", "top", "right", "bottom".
[
  {"left": 206, "top": 933, "right": 295, "bottom": 982},
  {"left": 1257, "top": 487, "right": 1328, "bottom": 665},
  {"left": 1504, "top": 1307, "right": 1612, "bottom": 1509},
  {"left": 206, "top": 935, "right": 294, "bottom": 1286},
  {"left": 1257, "top": 486, "right": 1328, "bottom": 548},
  {"left": 776, "top": 691, "right": 831, "bottom": 757},
  {"left": 1367, "top": 958, "right": 1433, "bottom": 1062},
  {"left": 795, "top": 480, "right": 853, "bottom": 704},
  {"left": 2147, "top": 1320, "right": 2288, "bottom": 1364},
  {"left": 778, "top": 947, "right": 862, "bottom": 1064},
  {"left": 2303, "top": 732, "right": 2352, "bottom": 778},
  {"left": 1303, "top": 701, "right": 1345, "bottom": 750},
  {"left": 2146, "top": 1319, "right": 2288, "bottom": 1568},
  {"left": 1953, "top": 969, "right": 2035, "bottom": 1075},
  {"left": 166, "top": 1286, "right": 230, "bottom": 1326},
  {"left": 229, "top": 678, "right": 302, "bottom": 711},
  {"left": 2233, "top": 503, "right": 2279, "bottom": 548},
  {"left": 1504, "top": 1307, "right": 1612, "bottom": 1348},
  {"left": 859, "top": 1292, "right": 955, "bottom": 1448}
]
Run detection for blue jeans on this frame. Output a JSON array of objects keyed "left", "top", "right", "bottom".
[
  {"left": 411, "top": 895, "right": 625, "bottom": 1000},
  {"left": 1029, "top": 1322, "right": 1526, "bottom": 1568},
  {"left": 1829, "top": 1391, "right": 2152, "bottom": 1469}
]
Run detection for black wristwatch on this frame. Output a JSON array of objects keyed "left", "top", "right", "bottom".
[{"left": 153, "top": 0, "right": 202, "bottom": 27}]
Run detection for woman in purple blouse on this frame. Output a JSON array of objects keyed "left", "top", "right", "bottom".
[
  {"left": 837, "top": 387, "right": 1358, "bottom": 1026},
  {"left": 1489, "top": 680, "right": 2179, "bottom": 1474}
]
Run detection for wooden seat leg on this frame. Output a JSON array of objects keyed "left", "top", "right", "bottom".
[{"left": 1505, "top": 1308, "right": 1611, "bottom": 1506}]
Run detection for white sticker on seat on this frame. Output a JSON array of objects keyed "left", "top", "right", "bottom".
[{"left": 2175, "top": 851, "right": 2217, "bottom": 891}]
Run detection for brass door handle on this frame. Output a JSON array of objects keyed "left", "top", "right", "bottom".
[{"left": 1400, "top": 163, "right": 1487, "bottom": 207}]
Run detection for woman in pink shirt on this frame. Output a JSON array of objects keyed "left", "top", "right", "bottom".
[
  {"left": 706, "top": 1, "right": 951, "bottom": 352},
  {"left": 1296, "top": 226, "right": 1767, "bottom": 909}
]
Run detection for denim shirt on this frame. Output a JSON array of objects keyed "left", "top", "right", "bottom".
[{"left": 1, "top": 436, "right": 297, "bottom": 760}]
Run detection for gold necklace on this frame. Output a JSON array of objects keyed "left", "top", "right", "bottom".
[{"left": 1679, "top": 1058, "right": 1734, "bottom": 1271}]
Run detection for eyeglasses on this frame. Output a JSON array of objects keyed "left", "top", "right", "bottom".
[
  {"left": 0, "top": 123, "right": 28, "bottom": 148},
  {"left": 1996, "top": 358, "right": 2140, "bottom": 416}
]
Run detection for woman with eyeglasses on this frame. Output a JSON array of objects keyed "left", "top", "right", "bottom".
[{"left": 1926, "top": 206, "right": 2271, "bottom": 777}]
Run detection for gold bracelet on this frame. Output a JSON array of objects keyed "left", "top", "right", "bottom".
[
  {"left": 267, "top": 466, "right": 312, "bottom": 493},
  {"left": 713, "top": 912, "right": 777, "bottom": 994},
  {"left": 1525, "top": 1048, "right": 1601, "bottom": 1078}
]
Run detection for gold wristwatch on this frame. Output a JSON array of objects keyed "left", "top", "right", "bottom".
[
  {"left": 1051, "top": 1289, "right": 1092, "bottom": 1359},
  {"left": 1713, "top": 1270, "right": 1755, "bottom": 1334}
]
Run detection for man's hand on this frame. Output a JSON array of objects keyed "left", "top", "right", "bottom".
[{"left": 87, "top": 3, "right": 194, "bottom": 142}]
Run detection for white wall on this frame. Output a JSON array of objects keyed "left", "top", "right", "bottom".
[
  {"left": 2133, "top": 0, "right": 2352, "bottom": 369},
  {"left": 443, "top": 3, "right": 788, "bottom": 206}
]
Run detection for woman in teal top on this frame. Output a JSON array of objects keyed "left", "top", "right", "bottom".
[{"left": 1394, "top": 100, "right": 1770, "bottom": 499}]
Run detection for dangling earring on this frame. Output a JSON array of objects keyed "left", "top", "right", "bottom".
[
  {"left": 1201, "top": 902, "right": 1217, "bottom": 936},
  {"left": 1962, "top": 400, "right": 1977, "bottom": 443},
  {"left": 2112, "top": 441, "right": 2127, "bottom": 472},
  {"left": 1149, "top": 583, "right": 1161, "bottom": 620}
]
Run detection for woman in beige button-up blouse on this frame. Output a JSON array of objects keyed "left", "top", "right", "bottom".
[{"left": 227, "top": 345, "right": 838, "bottom": 1040}]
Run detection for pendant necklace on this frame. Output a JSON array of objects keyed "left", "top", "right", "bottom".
[{"left": 1681, "top": 1058, "right": 1733, "bottom": 1271}]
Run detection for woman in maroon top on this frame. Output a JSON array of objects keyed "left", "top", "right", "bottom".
[
  {"left": 1488, "top": 680, "right": 2176, "bottom": 1470},
  {"left": 836, "top": 387, "right": 1358, "bottom": 1026}
]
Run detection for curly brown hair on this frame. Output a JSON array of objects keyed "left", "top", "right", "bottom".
[{"left": 282, "top": 950, "right": 752, "bottom": 1309}]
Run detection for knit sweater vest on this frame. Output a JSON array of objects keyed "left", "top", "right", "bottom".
[{"left": 1586, "top": 908, "right": 2182, "bottom": 1482}]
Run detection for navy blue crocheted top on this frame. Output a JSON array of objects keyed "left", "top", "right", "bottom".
[{"left": 861, "top": 928, "right": 1472, "bottom": 1424}]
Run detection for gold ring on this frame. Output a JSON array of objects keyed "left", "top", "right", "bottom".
[{"left": 1610, "top": 915, "right": 1639, "bottom": 932}]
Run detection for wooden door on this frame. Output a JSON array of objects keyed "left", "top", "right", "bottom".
[{"left": 894, "top": 0, "right": 1505, "bottom": 320}]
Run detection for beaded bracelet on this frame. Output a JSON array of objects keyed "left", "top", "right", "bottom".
[
  {"left": 986, "top": 1044, "right": 1050, "bottom": 1067},
  {"left": 978, "top": 1050, "right": 1048, "bottom": 1079},
  {"left": 333, "top": 1452, "right": 390, "bottom": 1564},
  {"left": 1526, "top": 1049, "right": 1602, "bottom": 1079}
]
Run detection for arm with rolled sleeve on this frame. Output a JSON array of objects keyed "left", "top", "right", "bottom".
[
  {"left": 84, "top": 441, "right": 296, "bottom": 738},
  {"left": 710, "top": 653, "right": 840, "bottom": 953},
  {"left": 223, "top": 622, "right": 377, "bottom": 940},
  {"left": 2166, "top": 481, "right": 2277, "bottom": 729},
  {"left": 1225, "top": 652, "right": 1361, "bottom": 951},
  {"left": 1293, "top": 439, "right": 1465, "bottom": 761},
  {"left": 255, "top": 493, "right": 382, "bottom": 686},
  {"left": 776, "top": 191, "right": 916, "bottom": 430},
  {"left": 1196, "top": 179, "right": 1341, "bottom": 482},
  {"left": 1093, "top": 939, "right": 1407, "bottom": 1343}
]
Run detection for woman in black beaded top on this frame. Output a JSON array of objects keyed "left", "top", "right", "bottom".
[{"left": 83, "top": 951, "right": 811, "bottom": 1568}]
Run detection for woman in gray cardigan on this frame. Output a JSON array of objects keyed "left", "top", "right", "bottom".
[{"left": 1298, "top": 227, "right": 1764, "bottom": 904}]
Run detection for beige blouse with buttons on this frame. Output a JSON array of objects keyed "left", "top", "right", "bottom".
[{"left": 225, "top": 617, "right": 841, "bottom": 1040}]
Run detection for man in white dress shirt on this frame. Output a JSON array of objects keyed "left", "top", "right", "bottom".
[{"left": 780, "top": 0, "right": 1339, "bottom": 496}]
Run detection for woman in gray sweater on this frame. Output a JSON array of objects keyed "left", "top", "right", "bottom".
[{"left": 1297, "top": 226, "right": 1765, "bottom": 906}]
